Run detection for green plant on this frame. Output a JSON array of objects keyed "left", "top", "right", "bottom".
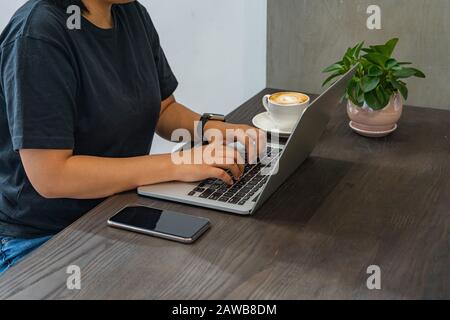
[{"left": 322, "top": 38, "right": 425, "bottom": 110}]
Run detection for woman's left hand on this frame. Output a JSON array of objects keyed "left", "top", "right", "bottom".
[{"left": 204, "top": 121, "right": 267, "bottom": 164}]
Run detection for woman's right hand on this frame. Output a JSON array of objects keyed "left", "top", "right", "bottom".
[{"left": 172, "top": 144, "right": 245, "bottom": 185}]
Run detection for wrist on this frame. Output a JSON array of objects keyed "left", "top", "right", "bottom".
[
  {"left": 204, "top": 120, "right": 226, "bottom": 132},
  {"left": 165, "top": 153, "right": 182, "bottom": 181},
  {"left": 139, "top": 154, "right": 180, "bottom": 186},
  {"left": 199, "top": 113, "right": 226, "bottom": 143},
  {"left": 203, "top": 120, "right": 228, "bottom": 142}
]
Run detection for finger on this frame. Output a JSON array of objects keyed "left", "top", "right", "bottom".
[
  {"left": 233, "top": 132, "right": 252, "bottom": 164},
  {"left": 224, "top": 163, "right": 241, "bottom": 180},
  {"left": 257, "top": 129, "right": 267, "bottom": 155},
  {"left": 206, "top": 146, "right": 231, "bottom": 166},
  {"left": 247, "top": 128, "right": 267, "bottom": 156},
  {"left": 246, "top": 137, "right": 257, "bottom": 164},
  {"left": 215, "top": 161, "right": 241, "bottom": 180},
  {"left": 233, "top": 147, "right": 246, "bottom": 166},
  {"left": 209, "top": 167, "right": 233, "bottom": 185},
  {"left": 229, "top": 149, "right": 245, "bottom": 176},
  {"left": 229, "top": 129, "right": 251, "bottom": 164},
  {"left": 222, "top": 146, "right": 245, "bottom": 166},
  {"left": 237, "top": 163, "right": 245, "bottom": 176}
]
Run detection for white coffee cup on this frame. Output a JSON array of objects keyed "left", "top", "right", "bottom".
[{"left": 262, "top": 92, "right": 310, "bottom": 131}]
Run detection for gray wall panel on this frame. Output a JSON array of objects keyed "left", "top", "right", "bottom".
[{"left": 267, "top": 0, "right": 450, "bottom": 109}]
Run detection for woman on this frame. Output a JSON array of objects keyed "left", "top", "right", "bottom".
[{"left": 0, "top": 0, "right": 265, "bottom": 274}]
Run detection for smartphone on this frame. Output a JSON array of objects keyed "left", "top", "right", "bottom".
[{"left": 107, "top": 205, "right": 210, "bottom": 243}]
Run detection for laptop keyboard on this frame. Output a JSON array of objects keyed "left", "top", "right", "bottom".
[{"left": 187, "top": 146, "right": 282, "bottom": 205}]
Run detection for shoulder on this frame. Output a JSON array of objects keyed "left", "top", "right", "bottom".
[
  {"left": 116, "top": 1, "right": 151, "bottom": 19},
  {"left": 115, "top": 1, "right": 157, "bottom": 32},
  {"left": 0, "top": 0, "right": 69, "bottom": 49}
]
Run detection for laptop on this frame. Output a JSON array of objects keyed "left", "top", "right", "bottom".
[{"left": 138, "top": 66, "right": 356, "bottom": 215}]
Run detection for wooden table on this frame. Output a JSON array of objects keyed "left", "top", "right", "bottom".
[{"left": 0, "top": 89, "right": 448, "bottom": 299}]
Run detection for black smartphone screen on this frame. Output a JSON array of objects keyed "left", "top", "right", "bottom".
[{"left": 109, "top": 206, "right": 210, "bottom": 239}]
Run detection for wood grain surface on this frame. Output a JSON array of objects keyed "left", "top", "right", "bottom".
[{"left": 0, "top": 89, "right": 448, "bottom": 299}]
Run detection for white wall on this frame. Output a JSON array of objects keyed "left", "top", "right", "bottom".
[
  {"left": 0, "top": 0, "right": 267, "bottom": 154},
  {"left": 0, "top": 0, "right": 27, "bottom": 30},
  {"left": 144, "top": 0, "right": 267, "bottom": 153}
]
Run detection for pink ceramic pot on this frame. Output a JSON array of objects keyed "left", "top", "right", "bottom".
[{"left": 347, "top": 92, "right": 403, "bottom": 132}]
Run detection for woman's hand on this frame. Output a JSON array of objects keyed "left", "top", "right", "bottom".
[
  {"left": 156, "top": 96, "right": 267, "bottom": 163},
  {"left": 19, "top": 145, "right": 244, "bottom": 200},
  {"left": 204, "top": 121, "right": 267, "bottom": 163},
  {"left": 172, "top": 144, "right": 245, "bottom": 185}
]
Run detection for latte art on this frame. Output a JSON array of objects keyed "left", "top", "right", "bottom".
[
  {"left": 269, "top": 92, "right": 309, "bottom": 106},
  {"left": 262, "top": 91, "right": 310, "bottom": 132}
]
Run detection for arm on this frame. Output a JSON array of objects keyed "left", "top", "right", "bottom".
[
  {"left": 20, "top": 96, "right": 257, "bottom": 200},
  {"left": 156, "top": 95, "right": 267, "bottom": 161},
  {"left": 20, "top": 147, "right": 243, "bottom": 200},
  {"left": 19, "top": 150, "right": 175, "bottom": 199},
  {"left": 156, "top": 95, "right": 202, "bottom": 140}
]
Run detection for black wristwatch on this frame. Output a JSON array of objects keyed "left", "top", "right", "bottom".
[{"left": 198, "top": 113, "right": 226, "bottom": 143}]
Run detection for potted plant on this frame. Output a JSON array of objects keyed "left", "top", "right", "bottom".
[{"left": 322, "top": 38, "right": 425, "bottom": 137}]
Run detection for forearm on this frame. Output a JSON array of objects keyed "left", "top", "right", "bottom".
[
  {"left": 156, "top": 100, "right": 200, "bottom": 140},
  {"left": 27, "top": 153, "right": 177, "bottom": 199},
  {"left": 155, "top": 97, "right": 265, "bottom": 165},
  {"left": 157, "top": 100, "right": 228, "bottom": 142}
]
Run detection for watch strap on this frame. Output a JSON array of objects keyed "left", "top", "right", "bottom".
[{"left": 198, "top": 113, "right": 225, "bottom": 143}]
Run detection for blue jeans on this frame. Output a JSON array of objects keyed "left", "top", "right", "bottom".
[{"left": 0, "top": 235, "right": 51, "bottom": 275}]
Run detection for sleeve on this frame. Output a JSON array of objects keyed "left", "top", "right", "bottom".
[
  {"left": 142, "top": 8, "right": 179, "bottom": 100},
  {"left": 1, "top": 36, "right": 77, "bottom": 151}
]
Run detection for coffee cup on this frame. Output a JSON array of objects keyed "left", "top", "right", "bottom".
[{"left": 262, "top": 92, "right": 310, "bottom": 131}]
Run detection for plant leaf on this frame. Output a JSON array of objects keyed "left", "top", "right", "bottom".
[
  {"left": 385, "top": 58, "right": 398, "bottom": 69},
  {"left": 346, "top": 77, "right": 356, "bottom": 93},
  {"left": 346, "top": 93, "right": 359, "bottom": 106},
  {"left": 393, "top": 67, "right": 419, "bottom": 78},
  {"left": 361, "top": 48, "right": 375, "bottom": 54},
  {"left": 376, "top": 86, "right": 391, "bottom": 108},
  {"left": 322, "top": 63, "right": 343, "bottom": 73},
  {"left": 368, "top": 65, "right": 383, "bottom": 77},
  {"left": 356, "top": 83, "right": 365, "bottom": 105},
  {"left": 349, "top": 45, "right": 357, "bottom": 59},
  {"left": 410, "top": 68, "right": 426, "bottom": 78},
  {"left": 364, "top": 91, "right": 384, "bottom": 110},
  {"left": 390, "top": 79, "right": 408, "bottom": 100},
  {"left": 346, "top": 86, "right": 359, "bottom": 106},
  {"left": 399, "top": 83, "right": 408, "bottom": 100},
  {"left": 322, "top": 72, "right": 342, "bottom": 87},
  {"left": 384, "top": 38, "right": 399, "bottom": 57},
  {"left": 360, "top": 76, "right": 380, "bottom": 93},
  {"left": 362, "top": 53, "right": 389, "bottom": 68},
  {"left": 353, "top": 41, "right": 364, "bottom": 59},
  {"left": 345, "top": 77, "right": 362, "bottom": 106},
  {"left": 369, "top": 45, "right": 387, "bottom": 56},
  {"left": 343, "top": 55, "right": 354, "bottom": 68},
  {"left": 366, "top": 38, "right": 398, "bottom": 58}
]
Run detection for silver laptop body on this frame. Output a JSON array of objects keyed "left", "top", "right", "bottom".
[{"left": 138, "top": 67, "right": 357, "bottom": 215}]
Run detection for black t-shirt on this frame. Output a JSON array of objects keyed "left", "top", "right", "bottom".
[{"left": 0, "top": 0, "right": 178, "bottom": 238}]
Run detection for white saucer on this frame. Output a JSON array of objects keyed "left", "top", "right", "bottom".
[
  {"left": 252, "top": 112, "right": 292, "bottom": 137},
  {"left": 349, "top": 121, "right": 398, "bottom": 138}
]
